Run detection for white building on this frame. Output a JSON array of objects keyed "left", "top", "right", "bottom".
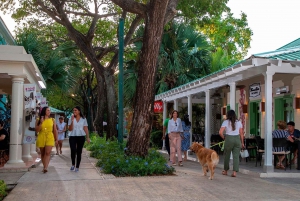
[
  {"left": 0, "top": 17, "right": 47, "bottom": 167},
  {"left": 155, "top": 38, "right": 300, "bottom": 173}
]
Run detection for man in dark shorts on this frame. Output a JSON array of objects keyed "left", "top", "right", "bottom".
[{"left": 287, "top": 121, "right": 300, "bottom": 164}]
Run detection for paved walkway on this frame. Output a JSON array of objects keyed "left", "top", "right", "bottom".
[{"left": 2, "top": 140, "right": 300, "bottom": 201}]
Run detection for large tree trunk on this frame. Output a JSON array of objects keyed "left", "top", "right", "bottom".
[
  {"left": 93, "top": 72, "right": 105, "bottom": 137},
  {"left": 127, "top": 0, "right": 170, "bottom": 156},
  {"left": 104, "top": 70, "right": 117, "bottom": 140}
]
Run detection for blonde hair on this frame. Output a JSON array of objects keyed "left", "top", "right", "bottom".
[{"left": 277, "top": 120, "right": 287, "bottom": 130}]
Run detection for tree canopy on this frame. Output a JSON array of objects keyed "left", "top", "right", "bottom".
[{"left": 0, "top": 0, "right": 253, "bottom": 156}]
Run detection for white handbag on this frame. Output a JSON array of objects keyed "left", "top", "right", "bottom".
[{"left": 240, "top": 149, "right": 249, "bottom": 158}]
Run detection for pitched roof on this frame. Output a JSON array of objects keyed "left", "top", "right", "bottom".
[
  {"left": 253, "top": 38, "right": 300, "bottom": 61},
  {"left": 277, "top": 38, "right": 300, "bottom": 50}
]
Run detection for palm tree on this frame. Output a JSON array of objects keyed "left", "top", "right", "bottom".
[
  {"left": 16, "top": 32, "right": 80, "bottom": 92},
  {"left": 210, "top": 47, "right": 238, "bottom": 73}
]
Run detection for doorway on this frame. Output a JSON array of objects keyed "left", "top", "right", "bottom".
[
  {"left": 249, "top": 101, "right": 261, "bottom": 136},
  {"left": 274, "top": 95, "right": 294, "bottom": 128}
]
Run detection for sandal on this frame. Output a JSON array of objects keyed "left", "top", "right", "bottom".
[
  {"left": 172, "top": 163, "right": 177, "bottom": 166},
  {"left": 43, "top": 169, "right": 48, "bottom": 173},
  {"left": 178, "top": 162, "right": 183, "bottom": 166},
  {"left": 231, "top": 173, "right": 236, "bottom": 177},
  {"left": 275, "top": 164, "right": 285, "bottom": 169},
  {"left": 222, "top": 170, "right": 228, "bottom": 176}
]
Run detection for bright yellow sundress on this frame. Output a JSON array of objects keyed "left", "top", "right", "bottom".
[{"left": 36, "top": 118, "right": 55, "bottom": 147}]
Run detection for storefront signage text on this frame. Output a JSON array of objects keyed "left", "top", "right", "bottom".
[{"left": 249, "top": 83, "right": 261, "bottom": 98}]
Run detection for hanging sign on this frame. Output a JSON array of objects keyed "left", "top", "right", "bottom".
[
  {"left": 154, "top": 101, "right": 163, "bottom": 113},
  {"left": 40, "top": 97, "right": 48, "bottom": 108},
  {"left": 36, "top": 92, "right": 42, "bottom": 104},
  {"left": 23, "top": 84, "right": 37, "bottom": 144},
  {"left": 24, "top": 84, "right": 36, "bottom": 110},
  {"left": 249, "top": 83, "right": 261, "bottom": 98}
]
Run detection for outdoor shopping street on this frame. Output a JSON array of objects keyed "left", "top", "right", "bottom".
[{"left": 1, "top": 139, "right": 300, "bottom": 201}]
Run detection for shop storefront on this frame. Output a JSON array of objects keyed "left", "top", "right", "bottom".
[{"left": 155, "top": 38, "right": 300, "bottom": 173}]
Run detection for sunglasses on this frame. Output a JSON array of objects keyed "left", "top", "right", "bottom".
[{"left": 175, "top": 122, "right": 177, "bottom": 126}]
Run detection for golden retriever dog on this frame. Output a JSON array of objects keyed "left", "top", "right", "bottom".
[{"left": 190, "top": 142, "right": 219, "bottom": 180}]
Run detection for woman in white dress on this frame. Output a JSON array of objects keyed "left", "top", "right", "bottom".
[{"left": 56, "top": 116, "right": 66, "bottom": 155}]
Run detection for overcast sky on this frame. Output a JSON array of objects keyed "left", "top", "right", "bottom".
[{"left": 1, "top": 0, "right": 300, "bottom": 58}]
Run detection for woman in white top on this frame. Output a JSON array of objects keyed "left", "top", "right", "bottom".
[
  {"left": 168, "top": 110, "right": 184, "bottom": 166},
  {"left": 219, "top": 110, "right": 244, "bottom": 177},
  {"left": 68, "top": 106, "right": 90, "bottom": 172},
  {"left": 55, "top": 116, "right": 67, "bottom": 155}
]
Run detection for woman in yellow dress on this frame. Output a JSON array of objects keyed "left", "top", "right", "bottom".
[{"left": 35, "top": 107, "right": 58, "bottom": 173}]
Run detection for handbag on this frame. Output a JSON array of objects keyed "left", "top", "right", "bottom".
[{"left": 240, "top": 149, "right": 249, "bottom": 158}]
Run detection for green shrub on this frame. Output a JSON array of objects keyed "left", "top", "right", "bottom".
[
  {"left": 150, "top": 130, "right": 163, "bottom": 148},
  {"left": 0, "top": 180, "right": 7, "bottom": 201},
  {"left": 86, "top": 135, "right": 175, "bottom": 177}
]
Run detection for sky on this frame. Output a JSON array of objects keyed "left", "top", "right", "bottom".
[{"left": 1, "top": 0, "right": 300, "bottom": 58}]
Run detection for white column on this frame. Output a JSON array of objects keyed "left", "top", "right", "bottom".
[
  {"left": 229, "top": 82, "right": 236, "bottom": 110},
  {"left": 5, "top": 76, "right": 25, "bottom": 167},
  {"left": 187, "top": 95, "right": 193, "bottom": 147},
  {"left": 264, "top": 71, "right": 275, "bottom": 173},
  {"left": 162, "top": 101, "right": 167, "bottom": 150},
  {"left": 205, "top": 90, "right": 211, "bottom": 148},
  {"left": 173, "top": 99, "right": 178, "bottom": 110}
]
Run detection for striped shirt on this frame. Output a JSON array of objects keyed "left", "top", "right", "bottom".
[{"left": 272, "top": 129, "right": 289, "bottom": 152}]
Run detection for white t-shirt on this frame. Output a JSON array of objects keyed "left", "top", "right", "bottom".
[
  {"left": 57, "top": 122, "right": 66, "bottom": 134},
  {"left": 221, "top": 120, "right": 242, "bottom": 136},
  {"left": 68, "top": 117, "right": 88, "bottom": 136}
]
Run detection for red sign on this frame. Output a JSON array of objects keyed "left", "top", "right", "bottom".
[{"left": 154, "top": 101, "right": 163, "bottom": 113}]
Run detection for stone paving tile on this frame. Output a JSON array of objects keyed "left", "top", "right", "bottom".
[
  {"left": 5, "top": 170, "right": 300, "bottom": 201},
  {"left": 0, "top": 172, "right": 25, "bottom": 185},
  {"left": 4, "top": 139, "right": 300, "bottom": 201}
]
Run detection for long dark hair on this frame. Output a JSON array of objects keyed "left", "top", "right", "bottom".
[
  {"left": 226, "top": 110, "right": 237, "bottom": 131},
  {"left": 38, "top": 106, "right": 48, "bottom": 125},
  {"left": 74, "top": 106, "right": 85, "bottom": 119},
  {"left": 183, "top": 114, "right": 191, "bottom": 126},
  {"left": 171, "top": 110, "right": 178, "bottom": 119}
]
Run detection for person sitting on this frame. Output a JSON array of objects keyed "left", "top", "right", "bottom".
[
  {"left": 272, "top": 120, "right": 294, "bottom": 169},
  {"left": 287, "top": 121, "right": 300, "bottom": 164}
]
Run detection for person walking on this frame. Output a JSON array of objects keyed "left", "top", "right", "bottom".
[
  {"left": 219, "top": 110, "right": 244, "bottom": 177},
  {"left": 35, "top": 107, "right": 58, "bottom": 173},
  {"left": 55, "top": 116, "right": 67, "bottom": 155},
  {"left": 181, "top": 114, "right": 191, "bottom": 161},
  {"left": 68, "top": 106, "right": 90, "bottom": 172},
  {"left": 162, "top": 112, "right": 172, "bottom": 159},
  {"left": 168, "top": 110, "right": 184, "bottom": 166}
]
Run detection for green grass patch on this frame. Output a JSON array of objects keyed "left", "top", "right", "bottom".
[
  {"left": 85, "top": 134, "right": 175, "bottom": 177},
  {"left": 0, "top": 180, "right": 7, "bottom": 201}
]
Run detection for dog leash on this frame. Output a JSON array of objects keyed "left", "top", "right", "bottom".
[{"left": 210, "top": 141, "right": 225, "bottom": 151}]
